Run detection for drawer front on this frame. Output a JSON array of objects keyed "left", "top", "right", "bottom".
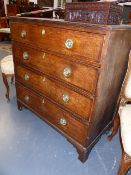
[
  {"left": 16, "top": 82, "right": 88, "bottom": 145},
  {"left": 11, "top": 23, "right": 104, "bottom": 63},
  {"left": 13, "top": 42, "right": 98, "bottom": 94},
  {"left": 15, "top": 65, "right": 94, "bottom": 120}
]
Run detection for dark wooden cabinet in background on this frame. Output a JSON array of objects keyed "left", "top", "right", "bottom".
[
  {"left": 15, "top": 0, "right": 29, "bottom": 6},
  {"left": 7, "top": 0, "right": 30, "bottom": 15},
  {"left": 6, "top": 4, "right": 18, "bottom": 16},
  {"left": 10, "top": 17, "right": 131, "bottom": 162},
  {"left": 37, "top": 0, "right": 53, "bottom": 7},
  {"left": 0, "top": 0, "right": 8, "bottom": 41},
  {"left": 0, "top": 17, "right": 8, "bottom": 41},
  {"left": 0, "top": 0, "right": 5, "bottom": 17}
]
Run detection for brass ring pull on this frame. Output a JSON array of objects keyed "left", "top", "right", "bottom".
[
  {"left": 59, "top": 117, "right": 67, "bottom": 126},
  {"left": 23, "top": 52, "right": 29, "bottom": 60},
  {"left": 24, "top": 95, "right": 30, "bottom": 102},
  {"left": 24, "top": 74, "right": 30, "bottom": 81},
  {"left": 63, "top": 67, "right": 72, "bottom": 78},
  {"left": 62, "top": 93, "right": 70, "bottom": 103},
  {"left": 65, "top": 39, "right": 74, "bottom": 49},
  {"left": 21, "top": 30, "right": 26, "bottom": 38}
]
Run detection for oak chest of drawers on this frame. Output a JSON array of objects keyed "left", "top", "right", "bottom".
[{"left": 10, "top": 17, "right": 131, "bottom": 162}]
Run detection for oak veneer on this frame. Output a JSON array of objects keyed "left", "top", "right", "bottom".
[
  {"left": 10, "top": 17, "right": 131, "bottom": 162},
  {"left": 12, "top": 42, "right": 98, "bottom": 94},
  {"left": 11, "top": 23, "right": 103, "bottom": 63}
]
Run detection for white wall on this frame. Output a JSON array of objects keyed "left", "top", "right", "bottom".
[
  {"left": 29, "top": 0, "right": 37, "bottom": 4},
  {"left": 4, "top": 0, "right": 8, "bottom": 13}
]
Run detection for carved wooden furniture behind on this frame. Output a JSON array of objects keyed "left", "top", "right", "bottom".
[
  {"left": 7, "top": 0, "right": 36, "bottom": 14},
  {"left": 6, "top": 4, "right": 18, "bottom": 16},
  {"left": 0, "top": 18, "right": 8, "bottom": 28},
  {"left": 16, "top": 0, "right": 29, "bottom": 6},
  {"left": 18, "top": 5, "right": 40, "bottom": 13},
  {"left": 37, "top": 0, "right": 53, "bottom": 7},
  {"left": 108, "top": 53, "right": 131, "bottom": 175},
  {"left": 0, "top": 0, "right": 5, "bottom": 17},
  {"left": 54, "top": 8, "right": 65, "bottom": 19},
  {"left": 18, "top": 9, "right": 53, "bottom": 18},
  {"left": 0, "top": 0, "right": 7, "bottom": 40},
  {"left": 0, "top": 17, "right": 9, "bottom": 41},
  {"left": 65, "top": 2, "right": 123, "bottom": 25},
  {"left": 10, "top": 17, "right": 131, "bottom": 162}
]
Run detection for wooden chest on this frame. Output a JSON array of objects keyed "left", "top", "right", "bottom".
[{"left": 10, "top": 17, "right": 131, "bottom": 162}]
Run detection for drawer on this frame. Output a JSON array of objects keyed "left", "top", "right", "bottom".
[
  {"left": 15, "top": 65, "right": 94, "bottom": 120},
  {"left": 16, "top": 82, "right": 88, "bottom": 145},
  {"left": 13, "top": 42, "right": 98, "bottom": 94},
  {"left": 11, "top": 22, "right": 104, "bottom": 63}
]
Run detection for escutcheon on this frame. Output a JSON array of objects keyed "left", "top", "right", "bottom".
[
  {"left": 21, "top": 30, "right": 26, "bottom": 38},
  {"left": 65, "top": 39, "right": 74, "bottom": 49},
  {"left": 23, "top": 52, "right": 29, "bottom": 60},
  {"left": 63, "top": 67, "right": 72, "bottom": 78},
  {"left": 59, "top": 117, "right": 67, "bottom": 126},
  {"left": 24, "top": 74, "right": 30, "bottom": 81}
]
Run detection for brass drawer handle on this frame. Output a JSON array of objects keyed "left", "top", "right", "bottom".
[
  {"left": 23, "top": 52, "right": 29, "bottom": 60},
  {"left": 59, "top": 117, "right": 67, "bottom": 126},
  {"left": 42, "top": 29, "right": 46, "bottom": 36},
  {"left": 24, "top": 74, "right": 30, "bottom": 81},
  {"left": 24, "top": 95, "right": 30, "bottom": 102},
  {"left": 21, "top": 30, "right": 26, "bottom": 38},
  {"left": 63, "top": 67, "right": 72, "bottom": 78},
  {"left": 62, "top": 93, "right": 70, "bottom": 103},
  {"left": 65, "top": 39, "right": 74, "bottom": 49}
]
